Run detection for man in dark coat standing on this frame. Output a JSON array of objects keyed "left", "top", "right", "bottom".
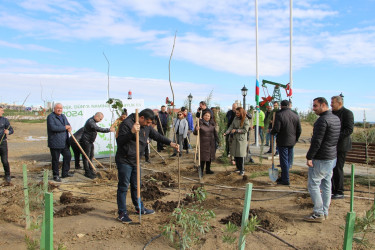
[
  {"left": 0, "top": 106, "right": 14, "bottom": 183},
  {"left": 225, "top": 103, "right": 237, "bottom": 156},
  {"left": 271, "top": 100, "right": 301, "bottom": 185},
  {"left": 330, "top": 95, "right": 354, "bottom": 199},
  {"left": 47, "top": 103, "right": 72, "bottom": 182},
  {"left": 304, "top": 97, "right": 340, "bottom": 222},
  {"left": 116, "top": 109, "right": 179, "bottom": 223},
  {"left": 156, "top": 105, "right": 169, "bottom": 152},
  {"left": 80, "top": 112, "right": 114, "bottom": 179}
]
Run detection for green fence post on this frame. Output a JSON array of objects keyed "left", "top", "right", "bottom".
[
  {"left": 343, "top": 164, "right": 356, "bottom": 250},
  {"left": 22, "top": 164, "right": 31, "bottom": 229},
  {"left": 42, "top": 192, "right": 54, "bottom": 250},
  {"left": 238, "top": 183, "right": 253, "bottom": 250},
  {"left": 43, "top": 170, "right": 49, "bottom": 193}
]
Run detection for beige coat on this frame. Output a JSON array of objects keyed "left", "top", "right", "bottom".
[{"left": 225, "top": 117, "right": 250, "bottom": 157}]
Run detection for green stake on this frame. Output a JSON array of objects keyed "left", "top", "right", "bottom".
[
  {"left": 343, "top": 164, "right": 356, "bottom": 250},
  {"left": 43, "top": 192, "right": 54, "bottom": 250},
  {"left": 43, "top": 169, "right": 49, "bottom": 193},
  {"left": 238, "top": 183, "right": 253, "bottom": 250},
  {"left": 22, "top": 164, "right": 31, "bottom": 229}
]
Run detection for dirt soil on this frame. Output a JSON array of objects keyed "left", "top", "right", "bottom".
[{"left": 0, "top": 121, "right": 374, "bottom": 249}]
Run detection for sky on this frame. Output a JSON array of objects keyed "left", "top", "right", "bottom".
[{"left": 1, "top": 0, "right": 375, "bottom": 121}]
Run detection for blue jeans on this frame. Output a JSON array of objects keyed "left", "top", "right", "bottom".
[
  {"left": 116, "top": 162, "right": 144, "bottom": 215},
  {"left": 278, "top": 146, "right": 294, "bottom": 183},
  {"left": 308, "top": 159, "right": 337, "bottom": 216}
]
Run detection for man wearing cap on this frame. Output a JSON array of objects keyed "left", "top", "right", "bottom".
[{"left": 271, "top": 100, "right": 301, "bottom": 185}]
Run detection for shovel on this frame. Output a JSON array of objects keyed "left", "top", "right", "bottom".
[
  {"left": 135, "top": 109, "right": 142, "bottom": 224},
  {"left": 149, "top": 143, "right": 167, "bottom": 164},
  {"left": 268, "top": 113, "right": 278, "bottom": 182}
]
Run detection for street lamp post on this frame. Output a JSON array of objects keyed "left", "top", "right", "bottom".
[
  {"left": 241, "top": 85, "right": 248, "bottom": 110},
  {"left": 188, "top": 93, "right": 193, "bottom": 112}
]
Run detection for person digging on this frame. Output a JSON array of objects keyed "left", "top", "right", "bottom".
[{"left": 116, "top": 109, "right": 179, "bottom": 223}]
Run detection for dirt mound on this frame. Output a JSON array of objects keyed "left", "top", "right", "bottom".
[
  {"left": 161, "top": 180, "right": 177, "bottom": 188},
  {"left": 294, "top": 193, "right": 313, "bottom": 209},
  {"left": 141, "top": 182, "right": 168, "bottom": 201},
  {"left": 289, "top": 171, "right": 308, "bottom": 185},
  {"left": 96, "top": 169, "right": 118, "bottom": 181},
  {"left": 60, "top": 192, "right": 89, "bottom": 204},
  {"left": 220, "top": 208, "right": 287, "bottom": 232},
  {"left": 54, "top": 205, "right": 94, "bottom": 217},
  {"left": 152, "top": 200, "right": 179, "bottom": 212},
  {"left": 0, "top": 203, "right": 24, "bottom": 223},
  {"left": 145, "top": 172, "right": 173, "bottom": 182}
]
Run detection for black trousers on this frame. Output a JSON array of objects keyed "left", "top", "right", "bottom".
[
  {"left": 200, "top": 161, "right": 211, "bottom": 174},
  {"left": 50, "top": 146, "right": 71, "bottom": 177},
  {"left": 145, "top": 144, "right": 149, "bottom": 161},
  {"left": 81, "top": 141, "right": 94, "bottom": 174},
  {"left": 71, "top": 144, "right": 81, "bottom": 168},
  {"left": 235, "top": 157, "right": 244, "bottom": 172},
  {"left": 332, "top": 151, "right": 347, "bottom": 195},
  {"left": 157, "top": 126, "right": 167, "bottom": 151},
  {"left": 0, "top": 141, "right": 10, "bottom": 176}
]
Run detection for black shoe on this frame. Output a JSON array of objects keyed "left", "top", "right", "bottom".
[
  {"left": 331, "top": 194, "right": 344, "bottom": 200},
  {"left": 249, "top": 158, "right": 255, "bottom": 163},
  {"left": 157, "top": 149, "right": 162, "bottom": 153},
  {"left": 276, "top": 179, "right": 289, "bottom": 185},
  {"left": 75, "top": 165, "right": 82, "bottom": 170},
  {"left": 5, "top": 175, "right": 11, "bottom": 183},
  {"left": 53, "top": 176, "right": 62, "bottom": 182},
  {"left": 135, "top": 208, "right": 155, "bottom": 215},
  {"left": 179, "top": 153, "right": 182, "bottom": 157},
  {"left": 206, "top": 170, "right": 214, "bottom": 174},
  {"left": 266, "top": 150, "right": 272, "bottom": 154},
  {"left": 61, "top": 172, "right": 74, "bottom": 178},
  {"left": 145, "top": 159, "right": 151, "bottom": 163},
  {"left": 171, "top": 153, "right": 177, "bottom": 157},
  {"left": 274, "top": 152, "right": 279, "bottom": 156},
  {"left": 117, "top": 213, "right": 132, "bottom": 224},
  {"left": 84, "top": 172, "right": 96, "bottom": 179}
]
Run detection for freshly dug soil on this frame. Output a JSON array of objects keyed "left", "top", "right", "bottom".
[
  {"left": 141, "top": 182, "right": 168, "bottom": 201},
  {"left": 152, "top": 200, "right": 179, "bottom": 212},
  {"left": 219, "top": 208, "right": 288, "bottom": 232},
  {"left": 294, "top": 193, "right": 313, "bottom": 209},
  {"left": 144, "top": 172, "right": 173, "bottom": 182},
  {"left": 60, "top": 192, "right": 89, "bottom": 204},
  {"left": 54, "top": 205, "right": 94, "bottom": 217}
]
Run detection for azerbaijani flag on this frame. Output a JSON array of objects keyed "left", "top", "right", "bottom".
[{"left": 255, "top": 79, "right": 260, "bottom": 105}]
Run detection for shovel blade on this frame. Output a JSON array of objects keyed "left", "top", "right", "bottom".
[{"left": 268, "top": 166, "right": 279, "bottom": 182}]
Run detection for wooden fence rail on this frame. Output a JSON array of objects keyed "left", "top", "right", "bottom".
[{"left": 346, "top": 142, "right": 375, "bottom": 165}]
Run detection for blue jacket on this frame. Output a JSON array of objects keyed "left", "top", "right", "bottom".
[
  {"left": 0, "top": 116, "right": 14, "bottom": 143},
  {"left": 47, "top": 112, "right": 70, "bottom": 149},
  {"left": 187, "top": 112, "right": 194, "bottom": 131}
]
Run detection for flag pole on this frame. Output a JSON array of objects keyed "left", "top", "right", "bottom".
[
  {"left": 289, "top": 0, "right": 293, "bottom": 102},
  {"left": 255, "top": 0, "right": 260, "bottom": 147}
]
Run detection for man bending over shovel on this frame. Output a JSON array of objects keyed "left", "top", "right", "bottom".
[{"left": 116, "top": 108, "right": 179, "bottom": 224}]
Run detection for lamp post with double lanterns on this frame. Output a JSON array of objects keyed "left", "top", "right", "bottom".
[
  {"left": 241, "top": 85, "right": 248, "bottom": 110},
  {"left": 188, "top": 93, "right": 193, "bottom": 112}
]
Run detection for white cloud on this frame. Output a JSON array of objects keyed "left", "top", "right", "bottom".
[{"left": 0, "top": 40, "right": 58, "bottom": 52}]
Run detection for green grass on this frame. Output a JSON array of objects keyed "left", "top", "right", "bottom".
[
  {"left": 10, "top": 119, "right": 46, "bottom": 123},
  {"left": 344, "top": 174, "right": 375, "bottom": 186},
  {"left": 248, "top": 171, "right": 269, "bottom": 179}
]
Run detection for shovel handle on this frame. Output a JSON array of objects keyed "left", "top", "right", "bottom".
[{"left": 69, "top": 131, "right": 96, "bottom": 172}]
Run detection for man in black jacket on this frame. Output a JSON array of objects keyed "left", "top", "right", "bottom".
[
  {"left": 0, "top": 106, "right": 14, "bottom": 183},
  {"left": 80, "top": 112, "right": 114, "bottom": 179},
  {"left": 304, "top": 97, "right": 340, "bottom": 223},
  {"left": 271, "top": 100, "right": 301, "bottom": 185},
  {"left": 330, "top": 95, "right": 354, "bottom": 199},
  {"left": 156, "top": 105, "right": 169, "bottom": 152},
  {"left": 116, "top": 109, "right": 179, "bottom": 223},
  {"left": 225, "top": 103, "right": 237, "bottom": 156},
  {"left": 196, "top": 101, "right": 213, "bottom": 119}
]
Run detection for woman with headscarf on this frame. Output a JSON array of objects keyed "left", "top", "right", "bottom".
[
  {"left": 224, "top": 107, "right": 250, "bottom": 176},
  {"left": 194, "top": 111, "right": 218, "bottom": 175}
]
